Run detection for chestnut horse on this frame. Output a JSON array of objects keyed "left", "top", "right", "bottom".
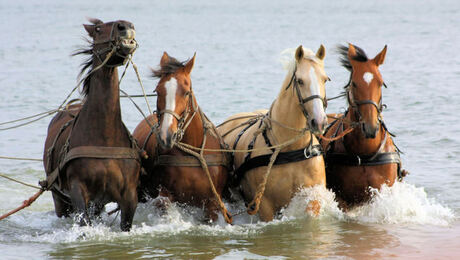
[
  {"left": 217, "top": 45, "right": 329, "bottom": 221},
  {"left": 43, "top": 19, "right": 140, "bottom": 231},
  {"left": 320, "top": 44, "right": 406, "bottom": 209},
  {"left": 133, "top": 52, "right": 232, "bottom": 223}
]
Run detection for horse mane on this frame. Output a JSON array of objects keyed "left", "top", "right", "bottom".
[
  {"left": 72, "top": 18, "right": 104, "bottom": 98},
  {"left": 338, "top": 44, "right": 369, "bottom": 72},
  {"left": 280, "top": 47, "right": 320, "bottom": 75},
  {"left": 151, "top": 56, "right": 188, "bottom": 78}
]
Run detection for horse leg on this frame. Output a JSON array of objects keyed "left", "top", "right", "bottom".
[
  {"left": 204, "top": 199, "right": 219, "bottom": 223},
  {"left": 69, "top": 180, "right": 90, "bottom": 226},
  {"left": 52, "top": 192, "right": 71, "bottom": 218},
  {"left": 119, "top": 187, "right": 138, "bottom": 232},
  {"left": 257, "top": 197, "right": 275, "bottom": 222}
]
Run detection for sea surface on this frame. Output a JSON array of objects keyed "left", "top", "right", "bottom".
[{"left": 0, "top": 0, "right": 459, "bottom": 259}]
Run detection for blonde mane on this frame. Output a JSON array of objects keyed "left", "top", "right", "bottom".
[{"left": 279, "top": 47, "right": 322, "bottom": 75}]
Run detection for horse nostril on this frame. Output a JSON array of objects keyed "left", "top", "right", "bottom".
[
  {"left": 117, "top": 23, "right": 126, "bottom": 31},
  {"left": 310, "top": 119, "right": 317, "bottom": 129}
]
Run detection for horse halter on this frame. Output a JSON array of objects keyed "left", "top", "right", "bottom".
[
  {"left": 92, "top": 22, "right": 138, "bottom": 67},
  {"left": 158, "top": 89, "right": 198, "bottom": 145},
  {"left": 346, "top": 78, "right": 386, "bottom": 124},
  {"left": 286, "top": 66, "right": 327, "bottom": 122}
]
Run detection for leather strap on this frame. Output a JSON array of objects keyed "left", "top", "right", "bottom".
[
  {"left": 155, "top": 154, "right": 228, "bottom": 167},
  {"left": 234, "top": 144, "right": 323, "bottom": 185}
]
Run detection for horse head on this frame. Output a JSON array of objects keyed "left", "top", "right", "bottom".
[
  {"left": 153, "top": 52, "right": 196, "bottom": 150},
  {"left": 340, "top": 43, "right": 387, "bottom": 138},
  {"left": 83, "top": 18, "right": 137, "bottom": 67},
  {"left": 291, "top": 45, "right": 329, "bottom": 135}
]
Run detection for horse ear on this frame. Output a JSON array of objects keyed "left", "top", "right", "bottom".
[
  {"left": 295, "top": 45, "right": 304, "bottom": 62},
  {"left": 184, "top": 52, "right": 196, "bottom": 74},
  {"left": 316, "top": 44, "right": 326, "bottom": 60},
  {"left": 373, "top": 45, "right": 387, "bottom": 66},
  {"left": 87, "top": 17, "right": 103, "bottom": 25},
  {"left": 160, "top": 52, "right": 170, "bottom": 67},
  {"left": 347, "top": 43, "right": 357, "bottom": 60},
  {"left": 83, "top": 24, "right": 95, "bottom": 38}
]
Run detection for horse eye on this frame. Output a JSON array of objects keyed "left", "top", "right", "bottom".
[{"left": 297, "top": 79, "right": 304, "bottom": 85}]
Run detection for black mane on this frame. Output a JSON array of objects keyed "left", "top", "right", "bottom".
[
  {"left": 338, "top": 44, "right": 369, "bottom": 72},
  {"left": 72, "top": 18, "right": 104, "bottom": 98},
  {"left": 151, "top": 56, "right": 187, "bottom": 78},
  {"left": 72, "top": 40, "right": 94, "bottom": 98}
]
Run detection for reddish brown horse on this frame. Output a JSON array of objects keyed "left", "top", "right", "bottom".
[
  {"left": 43, "top": 19, "right": 140, "bottom": 231},
  {"left": 133, "top": 52, "right": 232, "bottom": 223},
  {"left": 321, "top": 44, "right": 406, "bottom": 209}
]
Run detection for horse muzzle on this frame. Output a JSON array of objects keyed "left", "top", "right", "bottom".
[
  {"left": 361, "top": 121, "right": 379, "bottom": 139},
  {"left": 118, "top": 29, "right": 137, "bottom": 55},
  {"left": 309, "top": 115, "right": 328, "bottom": 136},
  {"left": 158, "top": 132, "right": 174, "bottom": 151}
]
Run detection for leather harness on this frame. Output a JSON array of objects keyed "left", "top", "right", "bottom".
[
  {"left": 40, "top": 108, "right": 141, "bottom": 203},
  {"left": 228, "top": 66, "right": 330, "bottom": 185}
]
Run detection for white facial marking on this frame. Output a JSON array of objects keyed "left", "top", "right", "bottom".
[
  {"left": 308, "top": 66, "right": 325, "bottom": 118},
  {"left": 363, "top": 72, "right": 374, "bottom": 85},
  {"left": 160, "top": 78, "right": 177, "bottom": 140}
]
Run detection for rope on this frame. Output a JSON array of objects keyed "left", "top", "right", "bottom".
[
  {"left": 246, "top": 148, "right": 280, "bottom": 215},
  {"left": 175, "top": 142, "right": 233, "bottom": 224},
  {"left": 130, "top": 59, "right": 153, "bottom": 115},
  {"left": 0, "top": 156, "right": 42, "bottom": 162},
  {"left": 0, "top": 173, "right": 42, "bottom": 190},
  {"left": 121, "top": 94, "right": 157, "bottom": 98},
  {"left": 319, "top": 127, "right": 355, "bottom": 142},
  {"left": 177, "top": 128, "right": 308, "bottom": 154},
  {"left": 0, "top": 109, "right": 59, "bottom": 126},
  {"left": 0, "top": 189, "right": 45, "bottom": 221},
  {"left": 0, "top": 113, "right": 56, "bottom": 131}
]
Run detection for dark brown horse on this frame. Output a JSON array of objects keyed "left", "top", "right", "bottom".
[
  {"left": 321, "top": 44, "right": 406, "bottom": 209},
  {"left": 133, "top": 52, "right": 232, "bottom": 223},
  {"left": 43, "top": 19, "right": 140, "bottom": 231}
]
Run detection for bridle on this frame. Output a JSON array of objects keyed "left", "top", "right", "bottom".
[
  {"left": 285, "top": 65, "right": 327, "bottom": 122},
  {"left": 158, "top": 86, "right": 198, "bottom": 145},
  {"left": 345, "top": 76, "right": 387, "bottom": 125},
  {"left": 92, "top": 22, "right": 138, "bottom": 67}
]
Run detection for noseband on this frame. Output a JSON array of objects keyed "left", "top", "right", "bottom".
[
  {"left": 285, "top": 66, "right": 327, "bottom": 121},
  {"left": 346, "top": 80, "right": 385, "bottom": 124}
]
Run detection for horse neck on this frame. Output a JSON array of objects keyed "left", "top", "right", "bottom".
[
  {"left": 73, "top": 64, "right": 128, "bottom": 146},
  {"left": 180, "top": 95, "right": 204, "bottom": 148},
  {"left": 343, "top": 106, "right": 384, "bottom": 155},
  {"left": 269, "top": 71, "right": 312, "bottom": 150}
]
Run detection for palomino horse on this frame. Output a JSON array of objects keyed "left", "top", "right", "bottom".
[
  {"left": 217, "top": 45, "right": 329, "bottom": 221},
  {"left": 42, "top": 19, "right": 140, "bottom": 231},
  {"left": 133, "top": 52, "right": 232, "bottom": 223},
  {"left": 320, "top": 44, "right": 406, "bottom": 209}
]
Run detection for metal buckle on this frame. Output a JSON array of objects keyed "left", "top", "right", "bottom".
[{"left": 356, "top": 155, "right": 361, "bottom": 166}]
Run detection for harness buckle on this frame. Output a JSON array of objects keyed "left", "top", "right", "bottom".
[
  {"left": 304, "top": 146, "right": 312, "bottom": 159},
  {"left": 356, "top": 155, "right": 361, "bottom": 166}
]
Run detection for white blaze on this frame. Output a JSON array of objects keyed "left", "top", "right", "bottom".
[
  {"left": 308, "top": 67, "right": 325, "bottom": 118},
  {"left": 363, "top": 72, "right": 374, "bottom": 85},
  {"left": 160, "top": 78, "right": 177, "bottom": 140}
]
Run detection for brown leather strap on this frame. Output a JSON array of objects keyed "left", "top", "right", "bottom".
[
  {"left": 42, "top": 146, "right": 140, "bottom": 190},
  {"left": 155, "top": 154, "right": 228, "bottom": 167}
]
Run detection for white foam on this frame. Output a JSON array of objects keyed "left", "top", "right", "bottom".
[{"left": 7, "top": 182, "right": 456, "bottom": 244}]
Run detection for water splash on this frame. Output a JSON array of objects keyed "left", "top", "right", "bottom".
[
  {"left": 5, "top": 181, "right": 456, "bottom": 244},
  {"left": 345, "top": 182, "right": 455, "bottom": 226}
]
